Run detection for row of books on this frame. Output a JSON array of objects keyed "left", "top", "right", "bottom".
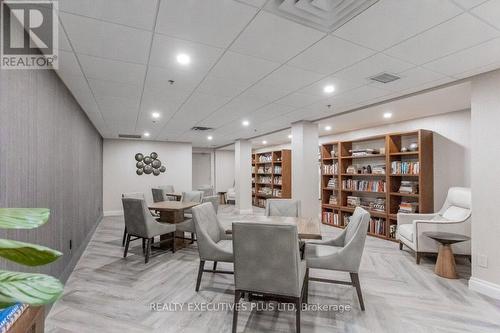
[
  {"left": 399, "top": 201, "right": 419, "bottom": 213},
  {"left": 322, "top": 163, "right": 338, "bottom": 175},
  {"left": 258, "top": 187, "right": 272, "bottom": 196},
  {"left": 326, "top": 177, "right": 338, "bottom": 189},
  {"left": 258, "top": 154, "right": 272, "bottom": 163},
  {"left": 345, "top": 164, "right": 385, "bottom": 175},
  {"left": 391, "top": 161, "right": 419, "bottom": 175},
  {"left": 329, "top": 195, "right": 338, "bottom": 205},
  {"left": 272, "top": 189, "right": 282, "bottom": 197},
  {"left": 349, "top": 148, "right": 381, "bottom": 156},
  {"left": 399, "top": 181, "right": 418, "bottom": 194},
  {"left": 322, "top": 212, "right": 340, "bottom": 226},
  {"left": 254, "top": 198, "right": 266, "bottom": 207},
  {"left": 273, "top": 176, "right": 282, "bottom": 185},
  {"left": 256, "top": 166, "right": 272, "bottom": 174},
  {"left": 346, "top": 197, "right": 386, "bottom": 212},
  {"left": 342, "top": 179, "right": 386, "bottom": 192},
  {"left": 274, "top": 166, "right": 282, "bottom": 174},
  {"left": 257, "top": 176, "right": 271, "bottom": 184},
  {"left": 369, "top": 218, "right": 385, "bottom": 235}
]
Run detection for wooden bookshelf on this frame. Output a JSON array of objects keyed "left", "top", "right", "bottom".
[
  {"left": 252, "top": 150, "right": 291, "bottom": 208},
  {"left": 320, "top": 130, "right": 433, "bottom": 242}
]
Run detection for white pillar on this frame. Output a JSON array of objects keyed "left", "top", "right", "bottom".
[
  {"left": 469, "top": 69, "right": 500, "bottom": 299},
  {"left": 291, "top": 121, "right": 319, "bottom": 218},
  {"left": 234, "top": 139, "right": 253, "bottom": 214}
]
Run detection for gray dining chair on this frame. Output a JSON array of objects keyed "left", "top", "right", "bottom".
[
  {"left": 197, "top": 185, "right": 214, "bottom": 197},
  {"left": 192, "top": 203, "right": 233, "bottom": 292},
  {"left": 151, "top": 188, "right": 165, "bottom": 203},
  {"left": 175, "top": 191, "right": 204, "bottom": 243},
  {"left": 122, "top": 198, "right": 176, "bottom": 263},
  {"left": 265, "top": 199, "right": 301, "bottom": 217},
  {"left": 304, "top": 207, "right": 370, "bottom": 310},
  {"left": 202, "top": 195, "right": 219, "bottom": 213},
  {"left": 121, "top": 192, "right": 146, "bottom": 247},
  {"left": 159, "top": 185, "right": 176, "bottom": 201},
  {"left": 232, "top": 222, "right": 307, "bottom": 333}
]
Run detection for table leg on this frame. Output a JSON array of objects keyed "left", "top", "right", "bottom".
[
  {"left": 435, "top": 244, "right": 458, "bottom": 279},
  {"left": 157, "top": 210, "right": 191, "bottom": 250}
]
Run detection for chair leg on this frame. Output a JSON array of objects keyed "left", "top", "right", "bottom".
[
  {"left": 399, "top": 241, "right": 403, "bottom": 250},
  {"left": 172, "top": 232, "right": 176, "bottom": 253},
  {"left": 350, "top": 272, "right": 365, "bottom": 311},
  {"left": 145, "top": 238, "right": 151, "bottom": 264},
  {"left": 295, "top": 297, "right": 301, "bottom": 333},
  {"left": 123, "top": 235, "right": 131, "bottom": 258},
  {"left": 232, "top": 290, "right": 242, "bottom": 333},
  {"left": 213, "top": 261, "right": 218, "bottom": 271},
  {"left": 191, "top": 232, "right": 195, "bottom": 244},
  {"left": 196, "top": 260, "right": 205, "bottom": 292},
  {"left": 416, "top": 252, "right": 421, "bottom": 265},
  {"left": 304, "top": 268, "right": 309, "bottom": 304},
  {"left": 122, "top": 227, "right": 127, "bottom": 247},
  {"left": 142, "top": 238, "right": 146, "bottom": 254}
]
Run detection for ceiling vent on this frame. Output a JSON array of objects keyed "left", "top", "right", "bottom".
[
  {"left": 369, "top": 72, "right": 401, "bottom": 84},
  {"left": 191, "top": 126, "right": 214, "bottom": 131},
  {"left": 262, "top": 0, "right": 379, "bottom": 32},
  {"left": 118, "top": 134, "right": 142, "bottom": 139}
]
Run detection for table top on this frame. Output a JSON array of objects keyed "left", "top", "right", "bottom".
[
  {"left": 423, "top": 231, "right": 470, "bottom": 244},
  {"left": 165, "top": 192, "right": 182, "bottom": 198},
  {"left": 148, "top": 201, "right": 198, "bottom": 211},
  {"left": 226, "top": 215, "right": 322, "bottom": 240}
]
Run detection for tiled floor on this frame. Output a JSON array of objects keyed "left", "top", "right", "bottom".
[{"left": 46, "top": 205, "right": 500, "bottom": 332}]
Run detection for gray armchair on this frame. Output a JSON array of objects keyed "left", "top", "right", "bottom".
[
  {"left": 122, "top": 198, "right": 176, "bottom": 263},
  {"left": 159, "top": 185, "right": 176, "bottom": 201},
  {"left": 176, "top": 191, "right": 204, "bottom": 243},
  {"left": 121, "top": 192, "right": 146, "bottom": 247},
  {"left": 304, "top": 207, "right": 370, "bottom": 310},
  {"left": 232, "top": 222, "right": 307, "bottom": 333},
  {"left": 151, "top": 188, "right": 165, "bottom": 203},
  {"left": 202, "top": 195, "right": 219, "bottom": 213},
  {"left": 198, "top": 185, "right": 214, "bottom": 197},
  {"left": 265, "top": 199, "right": 301, "bottom": 217},
  {"left": 191, "top": 203, "right": 233, "bottom": 292}
]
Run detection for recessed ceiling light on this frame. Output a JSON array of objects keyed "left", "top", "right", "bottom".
[
  {"left": 242, "top": 120, "right": 250, "bottom": 127},
  {"left": 152, "top": 112, "right": 161, "bottom": 119},
  {"left": 143, "top": 132, "right": 150, "bottom": 137},
  {"left": 176, "top": 53, "right": 191, "bottom": 65},
  {"left": 207, "top": 135, "right": 213, "bottom": 141},
  {"left": 262, "top": 140, "right": 267, "bottom": 145},
  {"left": 383, "top": 112, "right": 393, "bottom": 119},
  {"left": 288, "top": 134, "right": 292, "bottom": 139},
  {"left": 324, "top": 125, "right": 332, "bottom": 131},
  {"left": 323, "top": 85, "right": 335, "bottom": 93}
]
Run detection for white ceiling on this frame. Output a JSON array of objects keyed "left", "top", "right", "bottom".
[{"left": 39, "top": 0, "right": 500, "bottom": 147}]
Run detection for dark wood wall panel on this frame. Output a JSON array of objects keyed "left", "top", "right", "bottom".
[{"left": 0, "top": 68, "right": 103, "bottom": 279}]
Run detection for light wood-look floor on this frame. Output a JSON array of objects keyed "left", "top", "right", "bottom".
[{"left": 46, "top": 205, "right": 500, "bottom": 333}]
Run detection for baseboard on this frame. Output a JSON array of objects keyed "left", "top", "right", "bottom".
[
  {"left": 104, "top": 210, "right": 123, "bottom": 216},
  {"left": 469, "top": 277, "right": 500, "bottom": 300}
]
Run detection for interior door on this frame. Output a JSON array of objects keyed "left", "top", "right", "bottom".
[{"left": 192, "top": 153, "right": 211, "bottom": 190}]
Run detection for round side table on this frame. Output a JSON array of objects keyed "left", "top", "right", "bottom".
[
  {"left": 217, "top": 191, "right": 227, "bottom": 205},
  {"left": 423, "top": 232, "right": 470, "bottom": 279}
]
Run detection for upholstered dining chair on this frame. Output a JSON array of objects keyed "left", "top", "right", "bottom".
[
  {"left": 304, "top": 207, "right": 370, "bottom": 311},
  {"left": 202, "top": 195, "right": 219, "bottom": 213},
  {"left": 397, "top": 187, "right": 472, "bottom": 264},
  {"left": 191, "top": 203, "right": 233, "bottom": 292},
  {"left": 151, "top": 188, "right": 165, "bottom": 203},
  {"left": 265, "top": 199, "right": 301, "bottom": 217},
  {"left": 232, "top": 222, "right": 307, "bottom": 333},
  {"left": 197, "top": 185, "right": 214, "bottom": 197},
  {"left": 175, "top": 191, "right": 204, "bottom": 243},
  {"left": 122, "top": 198, "right": 176, "bottom": 263},
  {"left": 159, "top": 185, "right": 176, "bottom": 201},
  {"left": 121, "top": 192, "right": 146, "bottom": 247}
]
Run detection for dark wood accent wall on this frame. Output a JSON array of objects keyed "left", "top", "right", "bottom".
[{"left": 0, "top": 69, "right": 103, "bottom": 280}]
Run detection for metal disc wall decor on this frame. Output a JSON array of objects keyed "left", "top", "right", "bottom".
[{"left": 135, "top": 152, "right": 166, "bottom": 176}]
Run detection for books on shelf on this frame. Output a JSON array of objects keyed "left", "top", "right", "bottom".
[
  {"left": 399, "top": 201, "right": 419, "bottom": 213},
  {"left": 327, "top": 177, "right": 338, "bottom": 189},
  {"left": 391, "top": 161, "right": 419, "bottom": 175},
  {"left": 346, "top": 197, "right": 386, "bottom": 212},
  {"left": 342, "top": 179, "right": 386, "bottom": 192},
  {"left": 272, "top": 188, "right": 282, "bottom": 197},
  {"left": 329, "top": 195, "right": 338, "bottom": 205},
  {"left": 370, "top": 198, "right": 386, "bottom": 212},
  {"left": 371, "top": 164, "right": 386, "bottom": 174},
  {"left": 389, "top": 224, "right": 397, "bottom": 239},
  {"left": 322, "top": 211, "right": 340, "bottom": 226},
  {"left": 258, "top": 187, "right": 272, "bottom": 196},
  {"left": 258, "top": 154, "right": 272, "bottom": 163},
  {"left": 273, "top": 176, "right": 282, "bottom": 185},
  {"left": 349, "top": 148, "right": 380, "bottom": 156},
  {"left": 257, "top": 166, "right": 272, "bottom": 174},
  {"left": 347, "top": 196, "right": 361, "bottom": 207},
  {"left": 369, "top": 218, "right": 385, "bottom": 235},
  {"left": 398, "top": 181, "right": 418, "bottom": 194},
  {"left": 273, "top": 165, "right": 282, "bottom": 174},
  {"left": 322, "top": 162, "right": 338, "bottom": 175}
]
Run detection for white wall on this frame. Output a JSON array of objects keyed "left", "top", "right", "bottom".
[
  {"left": 103, "top": 139, "right": 192, "bottom": 215},
  {"left": 192, "top": 152, "right": 212, "bottom": 189},
  {"left": 470, "top": 70, "right": 500, "bottom": 299},
  {"left": 256, "top": 110, "right": 471, "bottom": 210},
  {"left": 215, "top": 150, "right": 235, "bottom": 193}
]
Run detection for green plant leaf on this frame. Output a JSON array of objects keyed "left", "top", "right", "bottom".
[
  {"left": 0, "top": 208, "right": 50, "bottom": 229},
  {"left": 0, "top": 270, "right": 63, "bottom": 307},
  {"left": 0, "top": 239, "right": 62, "bottom": 266}
]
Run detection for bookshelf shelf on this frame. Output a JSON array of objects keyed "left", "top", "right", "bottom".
[
  {"left": 320, "top": 130, "right": 433, "bottom": 242},
  {"left": 252, "top": 150, "right": 291, "bottom": 208}
]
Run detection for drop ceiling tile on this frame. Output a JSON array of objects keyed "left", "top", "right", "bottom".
[
  {"left": 197, "top": 75, "right": 251, "bottom": 98},
  {"left": 145, "top": 65, "right": 204, "bottom": 93},
  {"left": 241, "top": 83, "right": 294, "bottom": 103},
  {"left": 78, "top": 54, "right": 146, "bottom": 84},
  {"left": 210, "top": 51, "right": 281, "bottom": 86},
  {"left": 88, "top": 79, "right": 142, "bottom": 100},
  {"left": 423, "top": 37, "right": 500, "bottom": 77},
  {"left": 250, "top": 103, "right": 296, "bottom": 122},
  {"left": 60, "top": 12, "right": 152, "bottom": 63},
  {"left": 60, "top": 0, "right": 158, "bottom": 30},
  {"left": 370, "top": 67, "right": 445, "bottom": 92},
  {"left": 288, "top": 35, "right": 374, "bottom": 75},
  {"left": 173, "top": 92, "right": 232, "bottom": 121},
  {"left": 140, "top": 88, "right": 190, "bottom": 121},
  {"left": 298, "top": 76, "right": 364, "bottom": 97},
  {"left": 156, "top": 0, "right": 257, "bottom": 48},
  {"left": 259, "top": 65, "right": 324, "bottom": 91},
  {"left": 237, "top": 0, "right": 267, "bottom": 8},
  {"left": 453, "top": 61, "right": 500, "bottom": 79},
  {"left": 333, "top": 0, "right": 462, "bottom": 51},
  {"left": 328, "top": 85, "right": 392, "bottom": 106},
  {"left": 275, "top": 92, "right": 325, "bottom": 108},
  {"left": 201, "top": 96, "right": 269, "bottom": 127},
  {"left": 452, "top": 0, "right": 489, "bottom": 10},
  {"left": 95, "top": 96, "right": 140, "bottom": 117},
  {"left": 472, "top": 0, "right": 500, "bottom": 30},
  {"left": 230, "top": 11, "right": 325, "bottom": 62},
  {"left": 385, "top": 13, "right": 499, "bottom": 65},
  {"left": 149, "top": 34, "right": 224, "bottom": 77}
]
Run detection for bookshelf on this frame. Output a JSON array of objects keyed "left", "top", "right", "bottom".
[
  {"left": 320, "top": 130, "right": 433, "bottom": 242},
  {"left": 252, "top": 150, "right": 291, "bottom": 208}
]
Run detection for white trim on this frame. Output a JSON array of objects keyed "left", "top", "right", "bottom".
[
  {"left": 104, "top": 210, "right": 123, "bottom": 217},
  {"left": 469, "top": 277, "right": 500, "bottom": 300}
]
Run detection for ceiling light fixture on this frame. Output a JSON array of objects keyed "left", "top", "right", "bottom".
[
  {"left": 152, "top": 112, "right": 161, "bottom": 119},
  {"left": 324, "top": 125, "right": 332, "bottom": 131},
  {"left": 288, "top": 134, "right": 292, "bottom": 139},
  {"left": 383, "top": 112, "right": 393, "bottom": 119},
  {"left": 207, "top": 135, "right": 213, "bottom": 141},
  {"left": 176, "top": 53, "right": 191, "bottom": 65},
  {"left": 323, "top": 85, "right": 335, "bottom": 93},
  {"left": 262, "top": 140, "right": 267, "bottom": 145},
  {"left": 143, "top": 132, "right": 150, "bottom": 137},
  {"left": 242, "top": 120, "right": 250, "bottom": 127}
]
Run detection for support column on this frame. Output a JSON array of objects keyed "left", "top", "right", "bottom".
[
  {"left": 234, "top": 139, "right": 253, "bottom": 214},
  {"left": 291, "top": 121, "right": 319, "bottom": 218}
]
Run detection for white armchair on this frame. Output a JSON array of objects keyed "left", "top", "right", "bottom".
[
  {"left": 397, "top": 187, "right": 471, "bottom": 264},
  {"left": 226, "top": 187, "right": 236, "bottom": 204}
]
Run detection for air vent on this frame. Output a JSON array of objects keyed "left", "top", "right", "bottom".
[
  {"left": 369, "top": 73, "right": 401, "bottom": 84},
  {"left": 191, "top": 126, "right": 214, "bottom": 131},
  {"left": 262, "top": 0, "right": 379, "bottom": 32},
  {"left": 118, "top": 134, "right": 142, "bottom": 139}
]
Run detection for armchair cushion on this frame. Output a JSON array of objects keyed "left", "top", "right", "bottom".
[
  {"left": 398, "top": 224, "right": 413, "bottom": 242},
  {"left": 304, "top": 244, "right": 342, "bottom": 259},
  {"left": 441, "top": 206, "right": 469, "bottom": 221}
]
